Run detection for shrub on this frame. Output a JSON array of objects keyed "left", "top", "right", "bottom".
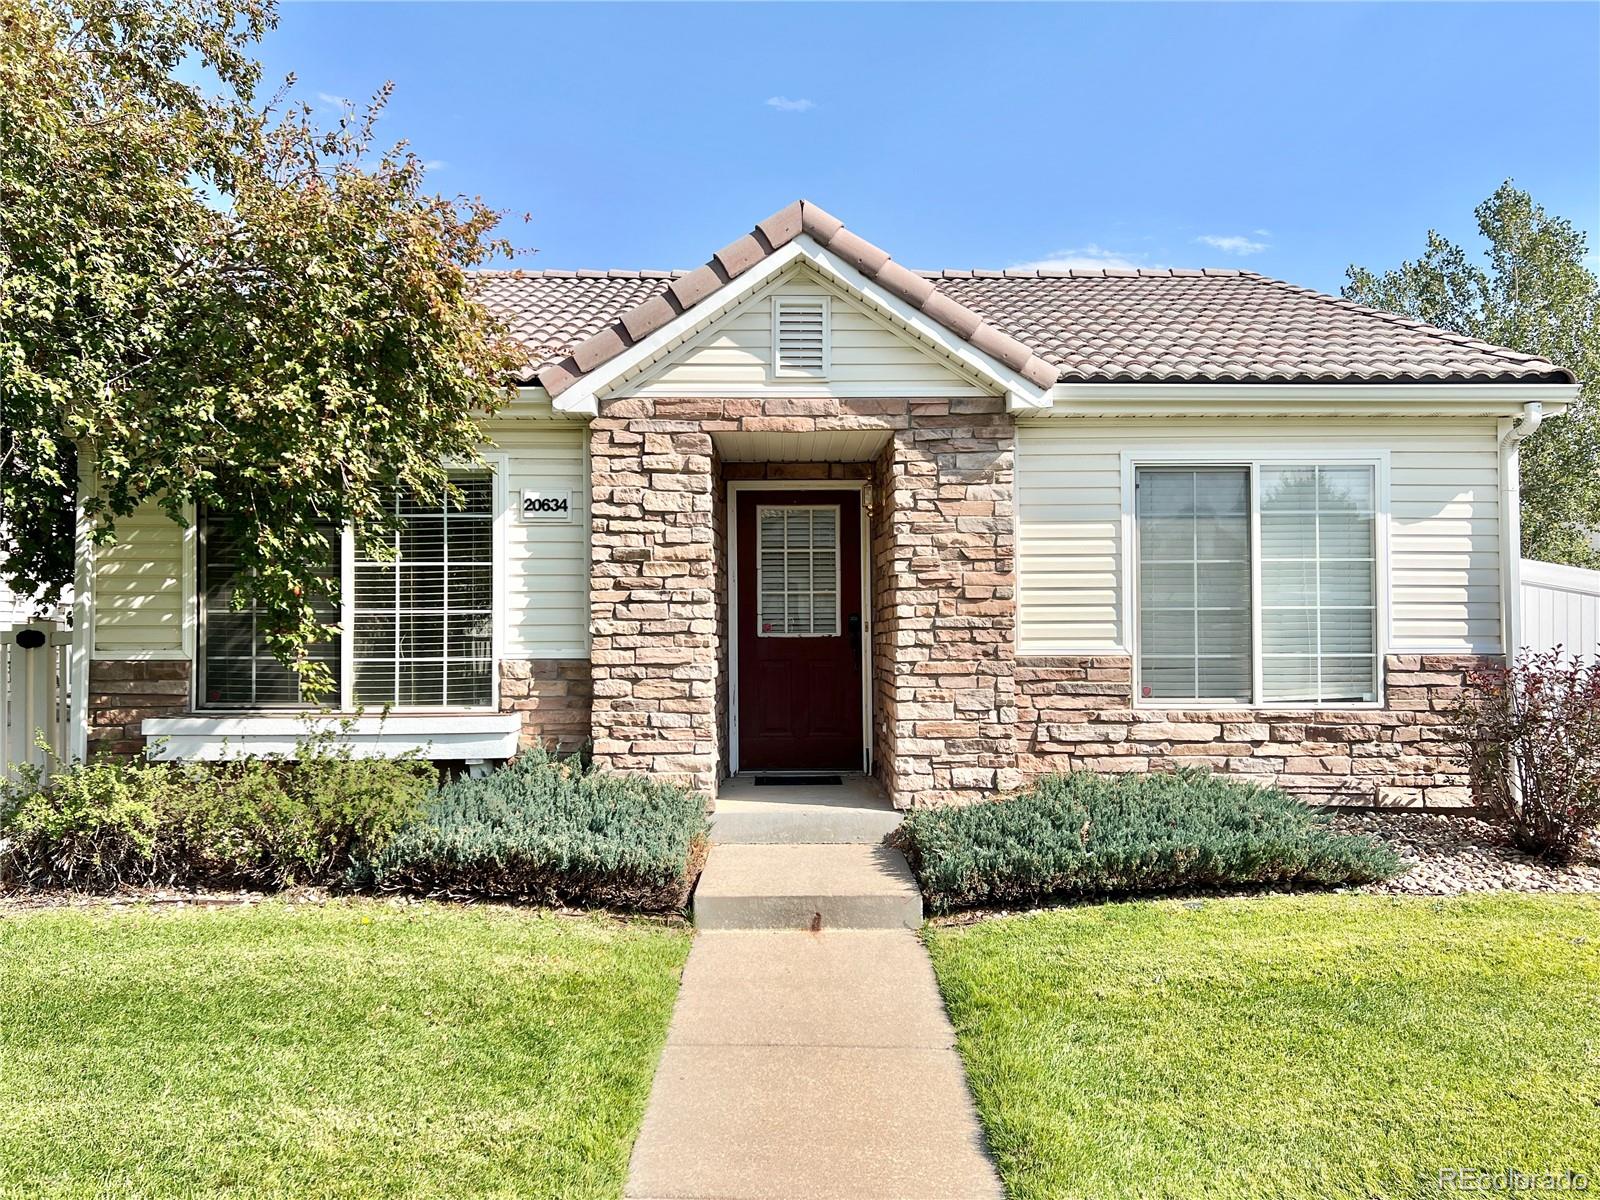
[
  {"left": 1452, "top": 648, "right": 1600, "bottom": 860},
  {"left": 357, "top": 748, "right": 709, "bottom": 911},
  {"left": 0, "top": 757, "right": 172, "bottom": 890},
  {"left": 900, "top": 769, "right": 1400, "bottom": 913},
  {"left": 0, "top": 744, "right": 434, "bottom": 891}
]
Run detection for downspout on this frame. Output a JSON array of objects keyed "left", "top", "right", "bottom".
[
  {"left": 1498, "top": 401, "right": 1544, "bottom": 664},
  {"left": 1496, "top": 402, "right": 1543, "bottom": 816}
]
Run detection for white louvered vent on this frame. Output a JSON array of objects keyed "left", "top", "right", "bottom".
[{"left": 773, "top": 296, "right": 830, "bottom": 378}]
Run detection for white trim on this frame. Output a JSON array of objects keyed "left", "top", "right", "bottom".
[
  {"left": 628, "top": 262, "right": 994, "bottom": 399},
  {"left": 90, "top": 649, "right": 190, "bottom": 662},
  {"left": 179, "top": 504, "right": 197, "bottom": 664},
  {"left": 1040, "top": 381, "right": 1579, "bottom": 418},
  {"left": 1120, "top": 446, "right": 1391, "bottom": 711},
  {"left": 339, "top": 522, "right": 356, "bottom": 713},
  {"left": 1500, "top": 417, "right": 1523, "bottom": 661},
  {"left": 141, "top": 713, "right": 521, "bottom": 761},
  {"left": 486, "top": 452, "right": 511, "bottom": 711},
  {"left": 623, "top": 383, "right": 992, "bottom": 399},
  {"left": 726, "top": 480, "right": 872, "bottom": 777},
  {"left": 557, "top": 242, "right": 808, "bottom": 414},
  {"left": 68, "top": 454, "right": 95, "bottom": 760},
  {"left": 549, "top": 236, "right": 1050, "bottom": 414}
]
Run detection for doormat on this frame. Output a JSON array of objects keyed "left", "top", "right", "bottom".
[{"left": 753, "top": 774, "right": 843, "bottom": 787}]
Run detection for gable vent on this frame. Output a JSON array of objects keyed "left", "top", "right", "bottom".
[{"left": 773, "top": 296, "right": 830, "bottom": 378}]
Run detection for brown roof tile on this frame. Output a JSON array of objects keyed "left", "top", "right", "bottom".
[{"left": 473, "top": 210, "right": 1572, "bottom": 390}]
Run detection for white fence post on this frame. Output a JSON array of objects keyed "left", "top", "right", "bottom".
[
  {"left": 1519, "top": 558, "right": 1600, "bottom": 662},
  {"left": 1, "top": 621, "right": 72, "bottom": 784}
]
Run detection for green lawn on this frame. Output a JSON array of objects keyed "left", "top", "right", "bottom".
[
  {"left": 926, "top": 894, "right": 1600, "bottom": 1200},
  {"left": 0, "top": 900, "right": 691, "bottom": 1200}
]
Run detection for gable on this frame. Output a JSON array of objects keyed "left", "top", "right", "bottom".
[{"left": 617, "top": 264, "right": 992, "bottom": 397}]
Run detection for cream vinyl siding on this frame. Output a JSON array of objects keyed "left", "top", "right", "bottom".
[
  {"left": 93, "top": 500, "right": 186, "bottom": 653},
  {"left": 495, "top": 421, "right": 589, "bottom": 658},
  {"left": 1016, "top": 416, "right": 1503, "bottom": 656},
  {"left": 627, "top": 267, "right": 986, "bottom": 395}
]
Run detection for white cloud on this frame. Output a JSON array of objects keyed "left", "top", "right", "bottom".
[
  {"left": 423, "top": 159, "right": 447, "bottom": 172},
  {"left": 1197, "top": 234, "right": 1269, "bottom": 256},
  {"left": 316, "top": 91, "right": 351, "bottom": 111},
  {"left": 765, "top": 96, "right": 816, "bottom": 113},
  {"left": 1012, "top": 244, "right": 1150, "bottom": 272}
]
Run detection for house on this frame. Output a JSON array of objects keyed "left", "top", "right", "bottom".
[{"left": 71, "top": 201, "right": 1579, "bottom": 808}]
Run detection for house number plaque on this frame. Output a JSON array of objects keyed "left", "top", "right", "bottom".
[{"left": 519, "top": 489, "right": 573, "bottom": 523}]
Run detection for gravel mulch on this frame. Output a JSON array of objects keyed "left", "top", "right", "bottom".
[{"left": 1328, "top": 811, "right": 1600, "bottom": 897}]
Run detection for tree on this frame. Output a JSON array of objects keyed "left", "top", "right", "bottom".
[
  {"left": 0, "top": 0, "right": 521, "bottom": 693},
  {"left": 1345, "top": 182, "right": 1600, "bottom": 566}
]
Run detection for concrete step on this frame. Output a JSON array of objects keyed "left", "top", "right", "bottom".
[
  {"left": 710, "top": 799, "right": 903, "bottom": 845},
  {"left": 710, "top": 774, "right": 902, "bottom": 845},
  {"left": 693, "top": 844, "right": 923, "bottom": 931}
]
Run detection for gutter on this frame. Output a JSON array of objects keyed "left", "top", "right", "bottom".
[{"left": 1498, "top": 401, "right": 1545, "bottom": 663}]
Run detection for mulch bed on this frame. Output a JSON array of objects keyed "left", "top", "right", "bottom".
[{"left": 1327, "top": 811, "right": 1600, "bottom": 897}]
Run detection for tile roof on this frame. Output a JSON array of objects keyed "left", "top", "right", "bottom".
[{"left": 474, "top": 202, "right": 1571, "bottom": 390}]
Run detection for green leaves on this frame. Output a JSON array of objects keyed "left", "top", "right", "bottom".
[
  {"left": 901, "top": 769, "right": 1401, "bottom": 913},
  {"left": 1, "top": 0, "right": 522, "bottom": 679},
  {"left": 1344, "top": 182, "right": 1600, "bottom": 566},
  {"left": 360, "top": 749, "right": 711, "bottom": 911}
]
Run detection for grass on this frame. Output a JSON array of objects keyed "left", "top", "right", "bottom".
[
  {"left": 0, "top": 900, "right": 691, "bottom": 1200},
  {"left": 926, "top": 893, "right": 1600, "bottom": 1200}
]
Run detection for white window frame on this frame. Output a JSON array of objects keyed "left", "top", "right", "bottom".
[
  {"left": 195, "top": 509, "right": 342, "bottom": 710},
  {"left": 770, "top": 294, "right": 831, "bottom": 380},
  {"left": 339, "top": 460, "right": 507, "bottom": 714},
  {"left": 1120, "top": 447, "right": 1391, "bottom": 710},
  {"left": 754, "top": 504, "right": 842, "bottom": 638}
]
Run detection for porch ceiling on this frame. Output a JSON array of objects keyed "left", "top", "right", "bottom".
[{"left": 711, "top": 430, "right": 891, "bottom": 463}]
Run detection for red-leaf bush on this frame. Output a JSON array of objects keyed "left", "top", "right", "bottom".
[{"left": 1452, "top": 648, "right": 1600, "bottom": 859}]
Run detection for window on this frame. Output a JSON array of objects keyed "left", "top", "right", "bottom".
[
  {"left": 199, "top": 513, "right": 340, "bottom": 707},
  {"left": 1259, "top": 465, "right": 1377, "bottom": 703},
  {"left": 773, "top": 296, "right": 829, "bottom": 378},
  {"left": 353, "top": 477, "right": 495, "bottom": 707},
  {"left": 757, "top": 505, "right": 839, "bottom": 637},
  {"left": 197, "top": 475, "right": 497, "bottom": 711},
  {"left": 1136, "top": 467, "right": 1252, "bottom": 702},
  {"left": 1133, "top": 461, "right": 1380, "bottom": 706}
]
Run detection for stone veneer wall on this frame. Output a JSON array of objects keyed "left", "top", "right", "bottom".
[
  {"left": 711, "top": 449, "right": 730, "bottom": 780},
  {"left": 587, "top": 395, "right": 1017, "bottom": 805},
  {"left": 872, "top": 398, "right": 1019, "bottom": 806},
  {"left": 498, "top": 659, "right": 592, "bottom": 754},
  {"left": 589, "top": 401, "right": 721, "bottom": 792},
  {"left": 870, "top": 440, "right": 902, "bottom": 801},
  {"left": 87, "top": 659, "right": 190, "bottom": 756},
  {"left": 1016, "top": 653, "right": 1492, "bottom": 806}
]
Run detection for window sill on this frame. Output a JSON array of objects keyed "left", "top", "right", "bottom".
[
  {"left": 141, "top": 714, "right": 521, "bottom": 762},
  {"left": 1131, "top": 700, "right": 1383, "bottom": 713}
]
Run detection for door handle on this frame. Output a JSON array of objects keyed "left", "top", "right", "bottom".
[{"left": 847, "top": 613, "right": 862, "bottom": 653}]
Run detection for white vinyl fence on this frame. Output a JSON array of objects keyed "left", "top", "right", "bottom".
[
  {"left": 1, "top": 621, "right": 72, "bottom": 783},
  {"left": 1519, "top": 558, "right": 1600, "bottom": 662}
]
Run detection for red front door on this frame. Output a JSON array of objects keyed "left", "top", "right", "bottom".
[{"left": 736, "top": 490, "right": 864, "bottom": 771}]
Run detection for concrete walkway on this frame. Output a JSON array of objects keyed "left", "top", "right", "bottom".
[{"left": 626, "top": 777, "right": 1004, "bottom": 1200}]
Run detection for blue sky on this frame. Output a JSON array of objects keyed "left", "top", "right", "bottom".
[{"left": 259, "top": 2, "right": 1599, "bottom": 294}]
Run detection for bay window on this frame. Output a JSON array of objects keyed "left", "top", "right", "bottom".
[
  {"left": 198, "top": 474, "right": 496, "bottom": 710},
  {"left": 1133, "top": 460, "right": 1380, "bottom": 706}
]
